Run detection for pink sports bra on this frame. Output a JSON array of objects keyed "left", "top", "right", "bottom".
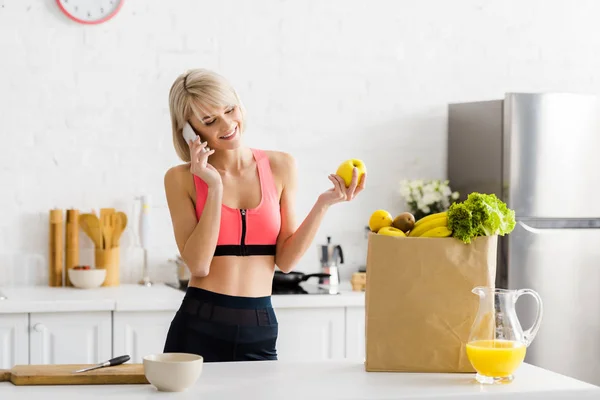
[{"left": 193, "top": 148, "right": 281, "bottom": 257}]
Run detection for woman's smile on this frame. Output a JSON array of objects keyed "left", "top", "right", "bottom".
[{"left": 220, "top": 125, "right": 238, "bottom": 140}]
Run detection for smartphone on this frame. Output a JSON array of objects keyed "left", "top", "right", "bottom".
[{"left": 182, "top": 122, "right": 197, "bottom": 145}]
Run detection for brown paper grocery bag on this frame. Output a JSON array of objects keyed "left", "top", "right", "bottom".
[{"left": 364, "top": 233, "right": 497, "bottom": 373}]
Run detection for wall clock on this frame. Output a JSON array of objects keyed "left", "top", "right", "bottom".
[{"left": 56, "top": 0, "right": 124, "bottom": 25}]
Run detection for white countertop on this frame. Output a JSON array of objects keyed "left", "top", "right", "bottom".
[
  {"left": 1, "top": 360, "right": 598, "bottom": 399},
  {"left": 0, "top": 283, "right": 364, "bottom": 314}
]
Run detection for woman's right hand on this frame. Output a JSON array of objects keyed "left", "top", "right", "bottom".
[{"left": 189, "top": 138, "right": 222, "bottom": 188}]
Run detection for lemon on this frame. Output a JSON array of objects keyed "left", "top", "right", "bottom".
[{"left": 369, "top": 210, "right": 393, "bottom": 232}]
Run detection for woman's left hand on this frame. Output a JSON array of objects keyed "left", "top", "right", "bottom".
[{"left": 318, "top": 167, "right": 367, "bottom": 207}]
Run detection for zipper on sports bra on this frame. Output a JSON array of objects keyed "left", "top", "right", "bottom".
[{"left": 240, "top": 209, "right": 247, "bottom": 256}]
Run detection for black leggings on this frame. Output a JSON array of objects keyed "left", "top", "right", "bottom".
[{"left": 163, "top": 286, "right": 278, "bottom": 362}]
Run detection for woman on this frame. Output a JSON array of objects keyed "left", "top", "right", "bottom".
[{"left": 162, "top": 68, "right": 366, "bottom": 362}]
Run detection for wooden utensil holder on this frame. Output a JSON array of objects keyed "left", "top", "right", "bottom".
[
  {"left": 351, "top": 272, "right": 366, "bottom": 292},
  {"left": 65, "top": 209, "right": 79, "bottom": 287},
  {"left": 48, "top": 209, "right": 64, "bottom": 287},
  {"left": 95, "top": 247, "right": 120, "bottom": 287}
]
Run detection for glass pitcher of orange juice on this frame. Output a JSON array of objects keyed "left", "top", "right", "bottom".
[{"left": 466, "top": 286, "right": 543, "bottom": 385}]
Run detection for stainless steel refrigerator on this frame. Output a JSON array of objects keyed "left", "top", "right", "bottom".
[{"left": 447, "top": 92, "right": 600, "bottom": 386}]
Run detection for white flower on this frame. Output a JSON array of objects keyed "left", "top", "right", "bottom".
[
  {"left": 422, "top": 183, "right": 435, "bottom": 194},
  {"left": 410, "top": 180, "right": 424, "bottom": 190},
  {"left": 421, "top": 192, "right": 437, "bottom": 206},
  {"left": 398, "top": 179, "right": 459, "bottom": 214},
  {"left": 399, "top": 185, "right": 411, "bottom": 199}
]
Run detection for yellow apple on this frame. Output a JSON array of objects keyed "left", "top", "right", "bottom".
[
  {"left": 378, "top": 226, "right": 407, "bottom": 237},
  {"left": 336, "top": 159, "right": 367, "bottom": 187}
]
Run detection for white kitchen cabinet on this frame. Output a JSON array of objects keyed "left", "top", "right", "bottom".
[
  {"left": 274, "top": 307, "right": 345, "bottom": 361},
  {"left": 0, "top": 313, "right": 29, "bottom": 368},
  {"left": 113, "top": 311, "right": 175, "bottom": 363},
  {"left": 29, "top": 312, "right": 111, "bottom": 365},
  {"left": 345, "top": 306, "right": 366, "bottom": 360}
]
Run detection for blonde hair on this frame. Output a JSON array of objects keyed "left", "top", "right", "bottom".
[{"left": 168, "top": 68, "right": 246, "bottom": 162}]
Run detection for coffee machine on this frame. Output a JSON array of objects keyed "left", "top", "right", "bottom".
[{"left": 318, "top": 236, "right": 344, "bottom": 287}]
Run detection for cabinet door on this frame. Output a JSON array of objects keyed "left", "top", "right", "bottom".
[
  {"left": 0, "top": 314, "right": 29, "bottom": 367},
  {"left": 30, "top": 312, "right": 111, "bottom": 364},
  {"left": 345, "top": 306, "right": 365, "bottom": 360},
  {"left": 113, "top": 311, "right": 175, "bottom": 363},
  {"left": 274, "top": 307, "right": 345, "bottom": 361}
]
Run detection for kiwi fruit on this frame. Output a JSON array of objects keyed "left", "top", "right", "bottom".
[{"left": 392, "top": 212, "right": 416, "bottom": 233}]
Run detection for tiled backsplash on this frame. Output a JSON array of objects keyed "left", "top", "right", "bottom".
[{"left": 3, "top": 0, "right": 600, "bottom": 285}]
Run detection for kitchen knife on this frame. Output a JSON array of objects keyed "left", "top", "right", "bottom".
[{"left": 73, "top": 355, "right": 130, "bottom": 373}]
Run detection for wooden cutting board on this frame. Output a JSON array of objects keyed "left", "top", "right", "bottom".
[{"left": 0, "top": 363, "right": 149, "bottom": 385}]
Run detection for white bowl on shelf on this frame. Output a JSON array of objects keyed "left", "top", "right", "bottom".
[
  {"left": 143, "top": 353, "right": 204, "bottom": 392},
  {"left": 68, "top": 268, "right": 106, "bottom": 289}
]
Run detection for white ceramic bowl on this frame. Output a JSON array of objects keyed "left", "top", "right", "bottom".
[
  {"left": 143, "top": 353, "right": 204, "bottom": 392},
  {"left": 68, "top": 268, "right": 106, "bottom": 289}
]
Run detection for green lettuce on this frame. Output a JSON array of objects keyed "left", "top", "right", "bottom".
[{"left": 447, "top": 192, "right": 516, "bottom": 244}]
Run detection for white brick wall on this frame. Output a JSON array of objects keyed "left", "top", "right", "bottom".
[{"left": 1, "top": 0, "right": 599, "bottom": 286}]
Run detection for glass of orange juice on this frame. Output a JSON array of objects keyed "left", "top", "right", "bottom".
[{"left": 467, "top": 287, "right": 543, "bottom": 384}]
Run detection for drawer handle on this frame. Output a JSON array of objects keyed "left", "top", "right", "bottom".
[{"left": 32, "top": 323, "right": 46, "bottom": 332}]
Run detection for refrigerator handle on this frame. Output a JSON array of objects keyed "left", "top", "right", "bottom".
[{"left": 517, "top": 221, "right": 545, "bottom": 235}]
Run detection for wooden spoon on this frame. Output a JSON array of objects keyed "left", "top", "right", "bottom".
[
  {"left": 102, "top": 216, "right": 114, "bottom": 250},
  {"left": 111, "top": 212, "right": 128, "bottom": 247},
  {"left": 79, "top": 214, "right": 102, "bottom": 248},
  {"left": 100, "top": 208, "right": 116, "bottom": 249}
]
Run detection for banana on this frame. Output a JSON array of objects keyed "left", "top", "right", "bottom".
[
  {"left": 413, "top": 211, "right": 447, "bottom": 229},
  {"left": 408, "top": 216, "right": 448, "bottom": 237},
  {"left": 420, "top": 226, "right": 452, "bottom": 238}
]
